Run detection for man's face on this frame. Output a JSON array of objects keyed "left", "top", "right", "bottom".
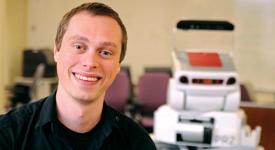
[{"left": 54, "top": 11, "right": 121, "bottom": 103}]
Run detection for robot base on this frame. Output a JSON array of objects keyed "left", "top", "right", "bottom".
[{"left": 154, "top": 105, "right": 261, "bottom": 149}]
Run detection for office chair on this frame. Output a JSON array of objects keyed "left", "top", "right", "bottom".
[
  {"left": 135, "top": 72, "right": 170, "bottom": 132},
  {"left": 7, "top": 63, "right": 46, "bottom": 110},
  {"left": 105, "top": 70, "right": 130, "bottom": 112},
  {"left": 30, "top": 63, "right": 45, "bottom": 100},
  {"left": 144, "top": 66, "right": 172, "bottom": 77},
  {"left": 121, "top": 66, "right": 134, "bottom": 102},
  {"left": 240, "top": 84, "right": 252, "bottom": 102}
]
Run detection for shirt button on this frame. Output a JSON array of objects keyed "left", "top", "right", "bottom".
[{"left": 115, "top": 116, "right": 119, "bottom": 122}]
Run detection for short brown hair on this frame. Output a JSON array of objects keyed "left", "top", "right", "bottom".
[{"left": 55, "top": 2, "right": 127, "bottom": 62}]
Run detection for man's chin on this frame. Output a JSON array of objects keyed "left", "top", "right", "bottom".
[
  {"left": 75, "top": 98, "right": 95, "bottom": 105},
  {"left": 68, "top": 87, "right": 106, "bottom": 105},
  {"left": 72, "top": 93, "right": 102, "bottom": 105}
]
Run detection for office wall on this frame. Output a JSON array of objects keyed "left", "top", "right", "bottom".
[
  {"left": 5, "top": 0, "right": 28, "bottom": 83},
  {"left": 0, "top": 0, "right": 7, "bottom": 113},
  {"left": 27, "top": 0, "right": 275, "bottom": 102},
  {"left": 0, "top": 0, "right": 27, "bottom": 113},
  {"left": 235, "top": 0, "right": 275, "bottom": 100}
]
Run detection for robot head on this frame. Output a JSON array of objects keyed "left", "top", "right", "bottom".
[{"left": 168, "top": 51, "right": 240, "bottom": 112}]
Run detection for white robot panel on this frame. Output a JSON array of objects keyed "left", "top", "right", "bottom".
[{"left": 168, "top": 51, "right": 240, "bottom": 112}]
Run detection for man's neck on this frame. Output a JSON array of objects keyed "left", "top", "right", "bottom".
[{"left": 55, "top": 89, "right": 104, "bottom": 133}]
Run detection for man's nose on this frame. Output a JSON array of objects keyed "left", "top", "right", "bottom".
[{"left": 81, "top": 51, "right": 99, "bottom": 69}]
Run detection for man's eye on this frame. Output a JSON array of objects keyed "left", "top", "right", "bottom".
[
  {"left": 99, "top": 49, "right": 112, "bottom": 58},
  {"left": 73, "top": 43, "right": 86, "bottom": 52},
  {"left": 75, "top": 45, "right": 81, "bottom": 49}
]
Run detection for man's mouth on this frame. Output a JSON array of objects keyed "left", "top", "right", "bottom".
[{"left": 73, "top": 73, "right": 102, "bottom": 82}]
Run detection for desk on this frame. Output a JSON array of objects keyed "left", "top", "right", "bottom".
[
  {"left": 241, "top": 102, "right": 275, "bottom": 150},
  {"left": 15, "top": 76, "right": 58, "bottom": 100}
]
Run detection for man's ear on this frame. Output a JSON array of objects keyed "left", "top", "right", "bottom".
[
  {"left": 53, "top": 44, "right": 59, "bottom": 63},
  {"left": 117, "top": 66, "right": 121, "bottom": 74}
]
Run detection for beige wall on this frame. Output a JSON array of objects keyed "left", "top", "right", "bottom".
[
  {"left": 234, "top": 0, "right": 275, "bottom": 103},
  {"left": 235, "top": 0, "right": 275, "bottom": 92},
  {"left": 0, "top": 0, "right": 7, "bottom": 113},
  {"left": 6, "top": 0, "right": 28, "bottom": 83},
  {"left": 0, "top": 0, "right": 27, "bottom": 113},
  {"left": 25, "top": 0, "right": 275, "bottom": 103}
]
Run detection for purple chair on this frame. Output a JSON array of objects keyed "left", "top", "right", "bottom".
[
  {"left": 240, "top": 84, "right": 252, "bottom": 102},
  {"left": 136, "top": 72, "right": 170, "bottom": 132},
  {"left": 105, "top": 70, "right": 130, "bottom": 112}
]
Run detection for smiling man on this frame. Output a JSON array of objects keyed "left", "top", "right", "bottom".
[{"left": 0, "top": 2, "right": 156, "bottom": 150}]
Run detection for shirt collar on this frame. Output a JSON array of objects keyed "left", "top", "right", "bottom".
[
  {"left": 100, "top": 103, "right": 120, "bottom": 137},
  {"left": 35, "top": 91, "right": 58, "bottom": 129},
  {"left": 35, "top": 91, "right": 119, "bottom": 133}
]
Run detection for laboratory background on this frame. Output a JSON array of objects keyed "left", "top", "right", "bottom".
[{"left": 0, "top": 0, "right": 275, "bottom": 149}]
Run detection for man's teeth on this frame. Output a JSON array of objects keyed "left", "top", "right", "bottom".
[{"left": 75, "top": 74, "right": 98, "bottom": 81}]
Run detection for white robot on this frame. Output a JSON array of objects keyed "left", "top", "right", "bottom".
[{"left": 153, "top": 20, "right": 262, "bottom": 150}]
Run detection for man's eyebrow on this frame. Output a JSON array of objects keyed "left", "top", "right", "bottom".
[
  {"left": 69, "top": 35, "right": 89, "bottom": 42},
  {"left": 99, "top": 41, "right": 118, "bottom": 48},
  {"left": 69, "top": 35, "right": 118, "bottom": 48}
]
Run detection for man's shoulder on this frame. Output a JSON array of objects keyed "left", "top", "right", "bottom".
[
  {"left": 115, "top": 111, "right": 151, "bottom": 139},
  {"left": 106, "top": 106, "right": 157, "bottom": 149},
  {"left": 107, "top": 106, "right": 142, "bottom": 131},
  {"left": 0, "top": 98, "right": 46, "bottom": 128}
]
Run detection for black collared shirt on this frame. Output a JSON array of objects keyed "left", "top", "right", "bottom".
[{"left": 0, "top": 92, "right": 156, "bottom": 150}]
